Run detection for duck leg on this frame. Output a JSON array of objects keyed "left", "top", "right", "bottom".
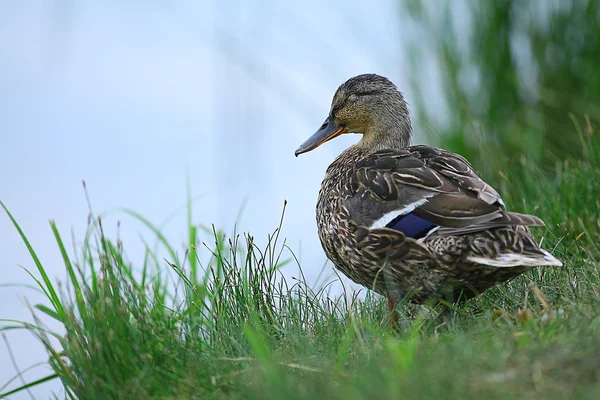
[
  {"left": 383, "top": 266, "right": 403, "bottom": 325},
  {"left": 387, "top": 292, "right": 399, "bottom": 323}
]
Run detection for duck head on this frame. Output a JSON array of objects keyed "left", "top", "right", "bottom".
[{"left": 295, "top": 74, "right": 412, "bottom": 156}]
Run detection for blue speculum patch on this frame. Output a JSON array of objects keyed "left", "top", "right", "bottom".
[{"left": 386, "top": 212, "right": 437, "bottom": 239}]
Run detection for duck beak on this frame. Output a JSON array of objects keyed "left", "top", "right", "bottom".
[{"left": 295, "top": 117, "right": 347, "bottom": 157}]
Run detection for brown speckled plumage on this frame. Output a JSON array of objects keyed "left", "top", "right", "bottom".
[{"left": 296, "top": 74, "right": 562, "bottom": 306}]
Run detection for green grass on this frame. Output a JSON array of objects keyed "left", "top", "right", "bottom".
[{"left": 1, "top": 127, "right": 600, "bottom": 399}]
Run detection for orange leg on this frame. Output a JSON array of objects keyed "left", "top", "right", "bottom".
[{"left": 387, "top": 292, "right": 399, "bottom": 324}]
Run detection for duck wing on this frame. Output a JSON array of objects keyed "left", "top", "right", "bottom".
[{"left": 344, "top": 146, "right": 543, "bottom": 239}]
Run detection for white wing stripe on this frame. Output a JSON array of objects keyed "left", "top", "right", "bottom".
[{"left": 369, "top": 199, "right": 430, "bottom": 229}]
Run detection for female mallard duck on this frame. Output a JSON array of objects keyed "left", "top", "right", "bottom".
[{"left": 295, "top": 74, "right": 562, "bottom": 308}]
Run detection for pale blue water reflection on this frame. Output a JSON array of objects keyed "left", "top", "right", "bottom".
[{"left": 0, "top": 1, "right": 423, "bottom": 397}]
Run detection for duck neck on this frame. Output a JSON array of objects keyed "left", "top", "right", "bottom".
[{"left": 359, "top": 114, "right": 412, "bottom": 153}]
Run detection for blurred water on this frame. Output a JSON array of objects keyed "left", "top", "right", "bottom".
[{"left": 0, "top": 1, "right": 426, "bottom": 397}]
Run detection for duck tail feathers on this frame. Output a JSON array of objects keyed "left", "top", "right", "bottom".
[{"left": 467, "top": 248, "right": 562, "bottom": 268}]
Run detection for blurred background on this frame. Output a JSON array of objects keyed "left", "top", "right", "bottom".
[{"left": 1, "top": 1, "right": 598, "bottom": 398}]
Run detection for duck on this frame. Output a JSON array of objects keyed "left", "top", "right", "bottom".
[{"left": 294, "top": 74, "right": 562, "bottom": 310}]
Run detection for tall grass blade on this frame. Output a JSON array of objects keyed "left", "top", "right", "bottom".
[{"left": 1, "top": 202, "right": 65, "bottom": 321}]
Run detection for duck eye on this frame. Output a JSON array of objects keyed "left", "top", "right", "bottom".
[{"left": 348, "top": 94, "right": 358, "bottom": 102}]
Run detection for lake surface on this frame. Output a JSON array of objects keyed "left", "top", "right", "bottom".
[{"left": 0, "top": 1, "right": 432, "bottom": 397}]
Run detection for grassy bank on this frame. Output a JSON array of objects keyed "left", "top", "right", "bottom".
[{"left": 1, "top": 127, "right": 599, "bottom": 399}]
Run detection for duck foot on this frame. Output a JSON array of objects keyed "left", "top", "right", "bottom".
[{"left": 386, "top": 292, "right": 420, "bottom": 330}]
